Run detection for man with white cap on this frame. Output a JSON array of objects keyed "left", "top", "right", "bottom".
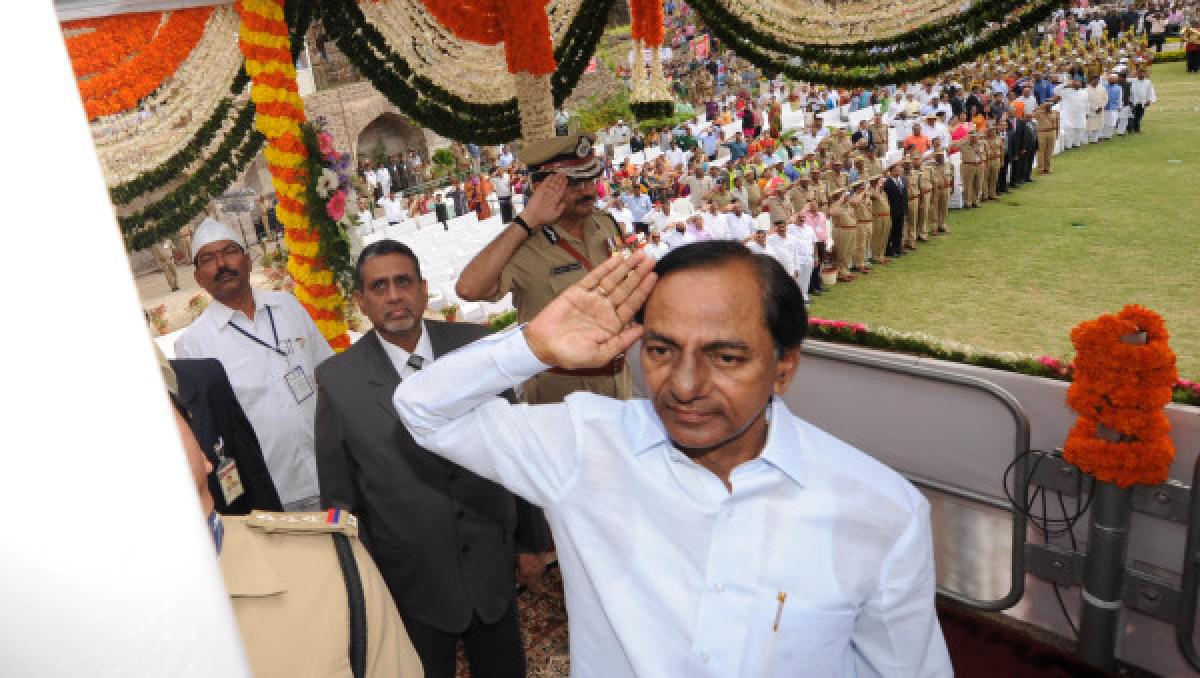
[{"left": 175, "top": 217, "right": 334, "bottom": 511}]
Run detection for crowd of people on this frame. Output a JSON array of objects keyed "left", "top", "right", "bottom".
[{"left": 150, "top": 2, "right": 1193, "bottom": 676}]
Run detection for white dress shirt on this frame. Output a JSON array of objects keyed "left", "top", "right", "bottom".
[
  {"left": 608, "top": 207, "right": 635, "bottom": 235},
  {"left": 492, "top": 175, "right": 511, "bottom": 198},
  {"left": 393, "top": 329, "right": 952, "bottom": 678},
  {"left": 175, "top": 289, "right": 334, "bottom": 505},
  {"left": 644, "top": 240, "right": 670, "bottom": 260},
  {"left": 702, "top": 210, "right": 729, "bottom": 239},
  {"left": 644, "top": 209, "right": 672, "bottom": 234},
  {"left": 724, "top": 212, "right": 755, "bottom": 241},
  {"left": 377, "top": 196, "right": 407, "bottom": 223},
  {"left": 662, "top": 227, "right": 696, "bottom": 250},
  {"left": 1130, "top": 78, "right": 1157, "bottom": 105},
  {"left": 746, "top": 238, "right": 793, "bottom": 275},
  {"left": 378, "top": 321, "right": 434, "bottom": 381}
]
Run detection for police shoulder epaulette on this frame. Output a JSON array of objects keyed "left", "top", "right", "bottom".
[{"left": 246, "top": 508, "right": 359, "bottom": 537}]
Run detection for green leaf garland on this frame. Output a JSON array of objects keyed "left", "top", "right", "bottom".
[
  {"left": 320, "top": 0, "right": 615, "bottom": 144},
  {"left": 118, "top": 0, "right": 312, "bottom": 250},
  {"left": 691, "top": 0, "right": 1066, "bottom": 86}
]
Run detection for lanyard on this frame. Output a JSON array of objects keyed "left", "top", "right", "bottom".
[{"left": 229, "top": 306, "right": 286, "bottom": 358}]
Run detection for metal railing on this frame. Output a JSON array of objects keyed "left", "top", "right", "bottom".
[
  {"left": 799, "top": 341, "right": 1032, "bottom": 611},
  {"left": 798, "top": 341, "right": 1200, "bottom": 672}
]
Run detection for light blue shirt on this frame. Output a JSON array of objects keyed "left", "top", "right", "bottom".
[
  {"left": 393, "top": 329, "right": 952, "bottom": 678},
  {"left": 623, "top": 193, "right": 653, "bottom": 222}
]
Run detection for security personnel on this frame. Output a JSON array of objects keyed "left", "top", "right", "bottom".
[
  {"left": 150, "top": 239, "right": 180, "bottom": 292},
  {"left": 869, "top": 175, "right": 892, "bottom": 264},
  {"left": 985, "top": 127, "right": 1005, "bottom": 201},
  {"left": 828, "top": 188, "right": 858, "bottom": 281},
  {"left": 904, "top": 157, "right": 922, "bottom": 248},
  {"left": 456, "top": 133, "right": 630, "bottom": 404},
  {"left": 953, "top": 131, "right": 983, "bottom": 208},
  {"left": 916, "top": 154, "right": 934, "bottom": 241},
  {"left": 166, "top": 393, "right": 423, "bottom": 678},
  {"left": 1035, "top": 103, "right": 1059, "bottom": 173},
  {"left": 850, "top": 180, "right": 873, "bottom": 272},
  {"left": 932, "top": 151, "right": 954, "bottom": 234}
]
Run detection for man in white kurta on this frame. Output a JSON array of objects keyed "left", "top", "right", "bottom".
[
  {"left": 393, "top": 246, "right": 951, "bottom": 678},
  {"left": 176, "top": 219, "right": 334, "bottom": 510},
  {"left": 1059, "top": 82, "right": 1088, "bottom": 149},
  {"left": 1086, "top": 78, "right": 1108, "bottom": 143}
]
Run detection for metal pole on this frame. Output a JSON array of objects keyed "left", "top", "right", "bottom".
[{"left": 1077, "top": 480, "right": 1134, "bottom": 671}]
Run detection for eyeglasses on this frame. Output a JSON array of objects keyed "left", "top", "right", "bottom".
[{"left": 195, "top": 242, "right": 244, "bottom": 269}]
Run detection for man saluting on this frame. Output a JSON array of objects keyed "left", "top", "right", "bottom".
[{"left": 394, "top": 242, "right": 951, "bottom": 676}]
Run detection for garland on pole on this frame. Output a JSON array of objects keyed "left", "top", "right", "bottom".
[
  {"left": 320, "top": 0, "right": 614, "bottom": 143},
  {"left": 237, "top": 0, "right": 349, "bottom": 351},
  {"left": 628, "top": 0, "right": 672, "bottom": 121},
  {"left": 300, "top": 122, "right": 354, "bottom": 298},
  {"left": 1063, "top": 306, "right": 1178, "bottom": 488},
  {"left": 687, "top": 0, "right": 1068, "bottom": 86}
]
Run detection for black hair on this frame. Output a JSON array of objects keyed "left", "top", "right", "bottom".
[
  {"left": 636, "top": 241, "right": 807, "bottom": 353},
  {"left": 354, "top": 239, "right": 423, "bottom": 291}
]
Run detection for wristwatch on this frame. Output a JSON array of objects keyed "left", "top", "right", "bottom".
[{"left": 513, "top": 215, "right": 533, "bottom": 237}]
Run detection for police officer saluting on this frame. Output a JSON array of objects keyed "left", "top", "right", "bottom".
[{"left": 456, "top": 134, "right": 631, "bottom": 404}]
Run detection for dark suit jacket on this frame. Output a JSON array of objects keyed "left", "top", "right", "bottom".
[
  {"left": 315, "top": 322, "right": 551, "bottom": 633},
  {"left": 171, "top": 358, "right": 283, "bottom": 514},
  {"left": 883, "top": 176, "right": 908, "bottom": 216}
]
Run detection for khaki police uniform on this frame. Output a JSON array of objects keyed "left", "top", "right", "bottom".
[
  {"left": 917, "top": 162, "right": 934, "bottom": 239},
  {"left": 491, "top": 133, "right": 633, "bottom": 404},
  {"left": 490, "top": 211, "right": 631, "bottom": 403},
  {"left": 986, "top": 134, "right": 1005, "bottom": 201},
  {"left": 870, "top": 181, "right": 891, "bottom": 261},
  {"left": 150, "top": 240, "right": 179, "bottom": 291},
  {"left": 1035, "top": 107, "right": 1058, "bottom": 173},
  {"left": 851, "top": 187, "right": 873, "bottom": 270},
  {"left": 829, "top": 197, "right": 857, "bottom": 277},
  {"left": 953, "top": 135, "right": 983, "bottom": 208},
  {"left": 934, "top": 159, "right": 954, "bottom": 232},
  {"left": 904, "top": 165, "right": 921, "bottom": 246},
  {"left": 220, "top": 511, "right": 423, "bottom": 678}
]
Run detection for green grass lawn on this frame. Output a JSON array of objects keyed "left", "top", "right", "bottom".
[{"left": 815, "top": 62, "right": 1200, "bottom": 377}]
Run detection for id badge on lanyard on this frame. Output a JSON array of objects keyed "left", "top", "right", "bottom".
[
  {"left": 230, "top": 307, "right": 314, "bottom": 404},
  {"left": 213, "top": 437, "right": 244, "bottom": 505}
]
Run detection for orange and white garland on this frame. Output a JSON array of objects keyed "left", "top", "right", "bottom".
[
  {"left": 63, "top": 8, "right": 212, "bottom": 120},
  {"left": 629, "top": 0, "right": 672, "bottom": 110},
  {"left": 1063, "top": 305, "right": 1178, "bottom": 488},
  {"left": 236, "top": 0, "right": 350, "bottom": 351},
  {"left": 86, "top": 6, "right": 244, "bottom": 185}
]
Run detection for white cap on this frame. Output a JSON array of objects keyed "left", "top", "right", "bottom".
[
  {"left": 191, "top": 217, "right": 240, "bottom": 254},
  {"left": 754, "top": 222, "right": 770, "bottom": 232}
]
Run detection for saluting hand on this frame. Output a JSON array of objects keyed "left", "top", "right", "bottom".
[
  {"left": 521, "top": 173, "right": 569, "bottom": 227},
  {"left": 524, "top": 252, "right": 657, "bottom": 369}
]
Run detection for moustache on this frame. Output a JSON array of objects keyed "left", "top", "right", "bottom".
[{"left": 215, "top": 267, "right": 238, "bottom": 282}]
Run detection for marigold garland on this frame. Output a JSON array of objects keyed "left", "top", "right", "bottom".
[
  {"left": 65, "top": 8, "right": 212, "bottom": 120},
  {"left": 62, "top": 13, "right": 160, "bottom": 78},
  {"left": 420, "top": 0, "right": 557, "bottom": 75},
  {"left": 629, "top": 0, "right": 664, "bottom": 46},
  {"left": 236, "top": 0, "right": 349, "bottom": 352},
  {"left": 1063, "top": 305, "right": 1178, "bottom": 488}
]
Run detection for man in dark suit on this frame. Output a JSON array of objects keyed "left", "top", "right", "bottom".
[
  {"left": 170, "top": 356, "right": 282, "bottom": 514},
  {"left": 882, "top": 161, "right": 909, "bottom": 258},
  {"left": 316, "top": 240, "right": 551, "bottom": 678}
]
